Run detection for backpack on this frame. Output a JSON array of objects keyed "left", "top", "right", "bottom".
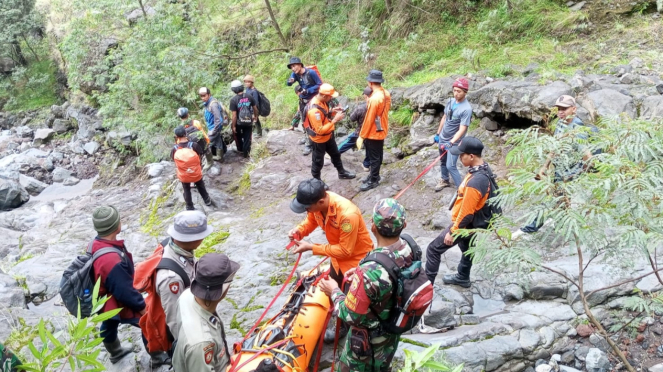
[
  {"left": 134, "top": 238, "right": 191, "bottom": 353},
  {"left": 306, "top": 65, "right": 323, "bottom": 82},
  {"left": 256, "top": 90, "right": 271, "bottom": 117},
  {"left": 472, "top": 167, "right": 502, "bottom": 229},
  {"left": 60, "top": 241, "right": 123, "bottom": 318},
  {"left": 184, "top": 121, "right": 207, "bottom": 149},
  {"left": 173, "top": 143, "right": 202, "bottom": 183},
  {"left": 237, "top": 96, "right": 254, "bottom": 127},
  {"left": 359, "top": 233, "right": 434, "bottom": 334}
]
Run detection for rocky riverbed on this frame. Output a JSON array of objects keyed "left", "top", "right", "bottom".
[{"left": 1, "top": 66, "right": 663, "bottom": 372}]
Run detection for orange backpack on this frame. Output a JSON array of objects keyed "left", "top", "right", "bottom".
[
  {"left": 306, "top": 65, "right": 323, "bottom": 82},
  {"left": 173, "top": 142, "right": 202, "bottom": 183},
  {"left": 134, "top": 238, "right": 191, "bottom": 353}
]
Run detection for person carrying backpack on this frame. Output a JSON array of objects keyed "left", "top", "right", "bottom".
[
  {"left": 243, "top": 75, "right": 265, "bottom": 138},
  {"left": 229, "top": 80, "right": 258, "bottom": 158},
  {"left": 133, "top": 210, "right": 212, "bottom": 366},
  {"left": 425, "top": 136, "right": 497, "bottom": 289},
  {"left": 171, "top": 126, "right": 212, "bottom": 210},
  {"left": 177, "top": 107, "right": 213, "bottom": 171},
  {"left": 318, "top": 198, "right": 432, "bottom": 372},
  {"left": 286, "top": 57, "right": 322, "bottom": 156},
  {"left": 88, "top": 206, "right": 147, "bottom": 364},
  {"left": 199, "top": 87, "right": 227, "bottom": 163}
]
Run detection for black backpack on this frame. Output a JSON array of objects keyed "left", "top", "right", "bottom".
[
  {"left": 237, "top": 96, "right": 254, "bottom": 127},
  {"left": 256, "top": 90, "right": 271, "bottom": 117},
  {"left": 60, "top": 241, "right": 124, "bottom": 318},
  {"left": 359, "top": 234, "right": 434, "bottom": 334},
  {"left": 473, "top": 167, "right": 502, "bottom": 229}
]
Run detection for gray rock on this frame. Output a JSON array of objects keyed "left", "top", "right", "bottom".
[
  {"left": 33, "top": 128, "right": 55, "bottom": 145},
  {"left": 460, "top": 314, "right": 481, "bottom": 325},
  {"left": 83, "top": 141, "right": 101, "bottom": 155},
  {"left": 52, "top": 119, "right": 73, "bottom": 134},
  {"left": 539, "top": 326, "right": 556, "bottom": 348},
  {"left": 657, "top": 84, "right": 663, "bottom": 95},
  {"left": 481, "top": 117, "right": 500, "bottom": 131},
  {"left": 0, "top": 57, "right": 15, "bottom": 74},
  {"left": 63, "top": 177, "right": 80, "bottom": 186},
  {"left": 629, "top": 57, "right": 645, "bottom": 69},
  {"left": 0, "top": 272, "right": 26, "bottom": 308},
  {"left": 52, "top": 167, "right": 73, "bottom": 183},
  {"left": 649, "top": 363, "right": 663, "bottom": 372},
  {"left": 559, "top": 366, "right": 582, "bottom": 372},
  {"left": 640, "top": 96, "right": 663, "bottom": 120},
  {"left": 0, "top": 177, "right": 29, "bottom": 210},
  {"left": 612, "top": 64, "right": 632, "bottom": 77},
  {"left": 575, "top": 345, "right": 590, "bottom": 361},
  {"left": 504, "top": 284, "right": 524, "bottom": 301},
  {"left": 536, "top": 365, "right": 552, "bottom": 372},
  {"left": 15, "top": 126, "right": 34, "bottom": 138},
  {"left": 51, "top": 104, "right": 65, "bottom": 119},
  {"left": 406, "top": 113, "right": 437, "bottom": 154},
  {"left": 561, "top": 350, "right": 575, "bottom": 364},
  {"left": 518, "top": 329, "right": 541, "bottom": 353},
  {"left": 436, "top": 286, "right": 473, "bottom": 314},
  {"left": 19, "top": 174, "right": 48, "bottom": 195},
  {"left": 265, "top": 130, "right": 295, "bottom": 156},
  {"left": 589, "top": 334, "right": 609, "bottom": 352},
  {"left": 443, "top": 342, "right": 487, "bottom": 371},
  {"left": 619, "top": 73, "right": 635, "bottom": 84},
  {"left": 585, "top": 348, "right": 609, "bottom": 371},
  {"left": 125, "top": 5, "right": 156, "bottom": 23},
  {"left": 584, "top": 89, "right": 635, "bottom": 119},
  {"left": 424, "top": 300, "right": 456, "bottom": 328},
  {"left": 480, "top": 335, "right": 523, "bottom": 371},
  {"left": 569, "top": 1, "right": 585, "bottom": 10},
  {"left": 146, "top": 163, "right": 164, "bottom": 178}
]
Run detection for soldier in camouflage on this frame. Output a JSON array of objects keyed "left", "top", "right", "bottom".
[
  {"left": 0, "top": 342, "right": 21, "bottom": 372},
  {"left": 319, "top": 198, "right": 414, "bottom": 372}
]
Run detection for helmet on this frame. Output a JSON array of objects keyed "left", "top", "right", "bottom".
[
  {"left": 319, "top": 83, "right": 339, "bottom": 98},
  {"left": 177, "top": 107, "right": 189, "bottom": 118},
  {"left": 231, "top": 80, "right": 244, "bottom": 93}
]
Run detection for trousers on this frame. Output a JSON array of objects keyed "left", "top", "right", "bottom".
[
  {"left": 425, "top": 225, "right": 474, "bottom": 284},
  {"left": 182, "top": 179, "right": 210, "bottom": 210},
  {"left": 364, "top": 139, "right": 384, "bottom": 183},
  {"left": 311, "top": 133, "right": 344, "bottom": 179},
  {"left": 235, "top": 126, "right": 252, "bottom": 157},
  {"left": 439, "top": 146, "right": 462, "bottom": 187}
]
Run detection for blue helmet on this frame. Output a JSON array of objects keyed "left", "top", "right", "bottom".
[{"left": 177, "top": 107, "right": 189, "bottom": 118}]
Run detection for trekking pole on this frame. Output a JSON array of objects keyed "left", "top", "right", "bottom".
[{"left": 394, "top": 145, "right": 448, "bottom": 200}]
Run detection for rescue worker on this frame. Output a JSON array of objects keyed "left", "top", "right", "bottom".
[
  {"left": 288, "top": 178, "right": 374, "bottom": 341},
  {"left": 304, "top": 83, "right": 356, "bottom": 181},
  {"left": 177, "top": 107, "right": 213, "bottom": 171},
  {"left": 338, "top": 87, "right": 372, "bottom": 172},
  {"left": 172, "top": 253, "right": 240, "bottom": 372},
  {"left": 358, "top": 70, "right": 391, "bottom": 192},
  {"left": 155, "top": 211, "right": 211, "bottom": 344},
  {"left": 243, "top": 75, "right": 263, "bottom": 138},
  {"left": 318, "top": 198, "right": 412, "bottom": 372},
  {"left": 199, "top": 87, "right": 227, "bottom": 163},
  {"left": 425, "top": 137, "right": 492, "bottom": 288},
  {"left": 171, "top": 126, "right": 212, "bottom": 211},
  {"left": 286, "top": 57, "right": 322, "bottom": 155}
]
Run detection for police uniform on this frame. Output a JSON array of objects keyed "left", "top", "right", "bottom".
[
  {"left": 172, "top": 289, "right": 230, "bottom": 372},
  {"left": 155, "top": 240, "right": 195, "bottom": 341}
]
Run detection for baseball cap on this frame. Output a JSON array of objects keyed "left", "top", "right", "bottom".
[
  {"left": 319, "top": 83, "right": 339, "bottom": 98},
  {"left": 191, "top": 253, "right": 240, "bottom": 302},
  {"left": 167, "top": 210, "right": 213, "bottom": 242},
  {"left": 290, "top": 179, "right": 327, "bottom": 214},
  {"left": 174, "top": 126, "right": 186, "bottom": 138},
  {"left": 244, "top": 75, "right": 255, "bottom": 83},
  {"left": 373, "top": 198, "right": 406, "bottom": 237},
  {"left": 449, "top": 136, "right": 484, "bottom": 156},
  {"left": 452, "top": 78, "right": 469, "bottom": 91},
  {"left": 198, "top": 87, "right": 210, "bottom": 95},
  {"left": 555, "top": 95, "right": 576, "bottom": 108}
]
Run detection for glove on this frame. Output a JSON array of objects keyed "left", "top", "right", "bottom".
[
  {"left": 434, "top": 134, "right": 440, "bottom": 143},
  {"left": 357, "top": 137, "right": 364, "bottom": 150},
  {"left": 440, "top": 142, "right": 452, "bottom": 151}
]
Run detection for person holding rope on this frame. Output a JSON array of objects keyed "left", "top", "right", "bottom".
[{"left": 288, "top": 178, "right": 374, "bottom": 342}]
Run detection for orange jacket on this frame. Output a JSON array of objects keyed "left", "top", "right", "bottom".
[
  {"left": 359, "top": 86, "right": 391, "bottom": 140},
  {"left": 295, "top": 192, "right": 374, "bottom": 273},
  {"left": 450, "top": 169, "right": 491, "bottom": 233},
  {"left": 305, "top": 97, "right": 335, "bottom": 144}
]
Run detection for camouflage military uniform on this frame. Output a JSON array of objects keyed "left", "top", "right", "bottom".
[
  {"left": 330, "top": 198, "right": 411, "bottom": 372},
  {"left": 0, "top": 343, "right": 21, "bottom": 372}
]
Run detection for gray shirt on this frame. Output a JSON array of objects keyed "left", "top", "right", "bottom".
[
  {"left": 155, "top": 240, "right": 195, "bottom": 341},
  {"left": 440, "top": 98, "right": 473, "bottom": 143}
]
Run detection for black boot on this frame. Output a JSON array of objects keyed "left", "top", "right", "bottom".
[
  {"left": 360, "top": 180, "right": 379, "bottom": 191},
  {"left": 442, "top": 273, "right": 471, "bottom": 288},
  {"left": 103, "top": 339, "right": 133, "bottom": 364},
  {"left": 323, "top": 320, "right": 349, "bottom": 344},
  {"left": 361, "top": 175, "right": 381, "bottom": 183},
  {"left": 338, "top": 169, "right": 356, "bottom": 179},
  {"left": 149, "top": 351, "right": 172, "bottom": 367}
]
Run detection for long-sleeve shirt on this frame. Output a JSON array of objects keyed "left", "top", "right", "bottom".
[
  {"left": 286, "top": 68, "right": 322, "bottom": 100},
  {"left": 350, "top": 102, "right": 368, "bottom": 133},
  {"left": 295, "top": 192, "right": 374, "bottom": 273},
  {"left": 203, "top": 97, "right": 224, "bottom": 133},
  {"left": 360, "top": 86, "right": 391, "bottom": 140},
  {"left": 305, "top": 96, "right": 335, "bottom": 144},
  {"left": 155, "top": 240, "right": 195, "bottom": 341},
  {"left": 450, "top": 163, "right": 491, "bottom": 233}
]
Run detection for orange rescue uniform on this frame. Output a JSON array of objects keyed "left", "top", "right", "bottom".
[
  {"left": 305, "top": 97, "right": 335, "bottom": 144},
  {"left": 359, "top": 86, "right": 391, "bottom": 140},
  {"left": 295, "top": 192, "right": 374, "bottom": 273},
  {"left": 450, "top": 170, "right": 491, "bottom": 233}
]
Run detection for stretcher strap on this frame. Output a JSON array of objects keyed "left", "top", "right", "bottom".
[
  {"left": 228, "top": 338, "right": 290, "bottom": 372},
  {"left": 393, "top": 148, "right": 448, "bottom": 200}
]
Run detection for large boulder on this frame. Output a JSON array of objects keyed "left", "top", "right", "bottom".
[
  {"left": 0, "top": 271, "right": 26, "bottom": 308},
  {"left": 52, "top": 167, "right": 73, "bottom": 183},
  {"left": 19, "top": 174, "right": 48, "bottom": 195},
  {"left": 66, "top": 105, "right": 103, "bottom": 139},
  {"left": 52, "top": 119, "right": 73, "bottom": 134},
  {"left": 0, "top": 57, "right": 15, "bottom": 74},
  {"left": 640, "top": 96, "right": 663, "bottom": 121},
  {"left": 582, "top": 89, "right": 636, "bottom": 119},
  {"left": 0, "top": 177, "right": 29, "bottom": 210},
  {"left": 78, "top": 38, "right": 118, "bottom": 95},
  {"left": 33, "top": 128, "right": 55, "bottom": 145}
]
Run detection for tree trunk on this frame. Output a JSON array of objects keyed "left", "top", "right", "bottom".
[
  {"left": 384, "top": 0, "right": 393, "bottom": 14},
  {"left": 137, "top": 0, "right": 147, "bottom": 18},
  {"left": 12, "top": 41, "right": 27, "bottom": 66},
  {"left": 21, "top": 34, "right": 40, "bottom": 62},
  {"left": 264, "top": 0, "right": 288, "bottom": 49}
]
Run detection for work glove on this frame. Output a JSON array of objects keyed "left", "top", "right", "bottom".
[
  {"left": 434, "top": 134, "right": 440, "bottom": 143},
  {"left": 357, "top": 137, "right": 364, "bottom": 150},
  {"left": 440, "top": 142, "right": 452, "bottom": 151}
]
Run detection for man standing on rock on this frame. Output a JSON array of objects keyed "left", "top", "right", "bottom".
[
  {"left": 177, "top": 107, "right": 213, "bottom": 171},
  {"left": 426, "top": 137, "right": 493, "bottom": 288},
  {"left": 318, "top": 198, "right": 412, "bottom": 372},
  {"left": 359, "top": 70, "right": 391, "bottom": 192},
  {"left": 229, "top": 80, "right": 258, "bottom": 158},
  {"left": 305, "top": 83, "right": 356, "bottom": 181},
  {"left": 90, "top": 206, "right": 146, "bottom": 363},
  {"left": 288, "top": 178, "right": 374, "bottom": 340},
  {"left": 173, "top": 253, "right": 239, "bottom": 372},
  {"left": 338, "top": 87, "right": 372, "bottom": 172},
  {"left": 433, "top": 78, "right": 473, "bottom": 191},
  {"left": 286, "top": 57, "right": 322, "bottom": 155},
  {"left": 199, "top": 87, "right": 227, "bottom": 163},
  {"left": 171, "top": 126, "right": 212, "bottom": 210},
  {"left": 243, "top": 75, "right": 263, "bottom": 138}
]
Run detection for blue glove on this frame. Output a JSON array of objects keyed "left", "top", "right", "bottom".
[{"left": 434, "top": 134, "right": 440, "bottom": 143}]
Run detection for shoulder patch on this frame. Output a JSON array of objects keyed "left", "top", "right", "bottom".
[
  {"left": 168, "top": 282, "right": 180, "bottom": 294},
  {"left": 315, "top": 112, "right": 321, "bottom": 121},
  {"left": 203, "top": 343, "right": 214, "bottom": 364},
  {"left": 340, "top": 221, "right": 353, "bottom": 233}
]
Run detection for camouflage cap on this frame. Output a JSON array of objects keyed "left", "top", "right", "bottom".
[{"left": 372, "top": 198, "right": 406, "bottom": 237}]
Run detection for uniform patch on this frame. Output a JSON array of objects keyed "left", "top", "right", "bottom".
[
  {"left": 341, "top": 221, "right": 353, "bottom": 233},
  {"left": 344, "top": 268, "right": 370, "bottom": 314},
  {"left": 168, "top": 282, "right": 180, "bottom": 294},
  {"left": 204, "top": 343, "right": 214, "bottom": 364},
  {"left": 315, "top": 112, "right": 321, "bottom": 121}
]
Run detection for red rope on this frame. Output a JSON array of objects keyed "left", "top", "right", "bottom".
[
  {"left": 227, "top": 338, "right": 290, "bottom": 372},
  {"left": 393, "top": 147, "right": 448, "bottom": 200}
]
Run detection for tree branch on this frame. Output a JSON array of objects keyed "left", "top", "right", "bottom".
[
  {"left": 649, "top": 248, "right": 663, "bottom": 287},
  {"left": 587, "top": 267, "right": 663, "bottom": 298},
  {"left": 264, "top": 0, "right": 288, "bottom": 48},
  {"left": 137, "top": 0, "right": 147, "bottom": 18},
  {"left": 541, "top": 265, "right": 579, "bottom": 288},
  {"left": 204, "top": 48, "right": 290, "bottom": 60}
]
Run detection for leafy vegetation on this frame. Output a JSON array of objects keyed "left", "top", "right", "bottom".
[
  {"left": 195, "top": 230, "right": 230, "bottom": 258},
  {"left": 401, "top": 343, "right": 462, "bottom": 372}
]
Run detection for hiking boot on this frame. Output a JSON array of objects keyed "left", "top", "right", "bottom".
[
  {"left": 361, "top": 175, "right": 381, "bottom": 183},
  {"left": 149, "top": 351, "right": 172, "bottom": 367},
  {"left": 204, "top": 198, "right": 213, "bottom": 207},
  {"left": 302, "top": 146, "right": 311, "bottom": 156},
  {"left": 323, "top": 321, "right": 349, "bottom": 344},
  {"left": 103, "top": 339, "right": 133, "bottom": 364},
  {"left": 442, "top": 274, "right": 471, "bottom": 288},
  {"left": 360, "top": 180, "right": 379, "bottom": 192},
  {"left": 434, "top": 179, "right": 451, "bottom": 192},
  {"left": 298, "top": 138, "right": 306, "bottom": 145},
  {"left": 520, "top": 223, "right": 540, "bottom": 234},
  {"left": 338, "top": 169, "right": 356, "bottom": 179},
  {"left": 362, "top": 165, "right": 370, "bottom": 172}
]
